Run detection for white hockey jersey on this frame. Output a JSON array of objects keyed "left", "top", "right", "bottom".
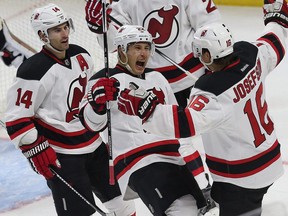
[
  {"left": 5, "top": 45, "right": 103, "bottom": 154},
  {"left": 143, "top": 23, "right": 286, "bottom": 189},
  {"left": 80, "top": 65, "right": 185, "bottom": 198},
  {"left": 101, "top": 0, "right": 221, "bottom": 93}
]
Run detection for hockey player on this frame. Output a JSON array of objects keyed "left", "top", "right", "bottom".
[
  {"left": 0, "top": 17, "right": 35, "bottom": 68},
  {"left": 4, "top": 3, "right": 135, "bottom": 216},
  {"left": 79, "top": 25, "right": 215, "bottom": 216},
  {"left": 84, "top": 0, "right": 220, "bottom": 202},
  {"left": 116, "top": 0, "right": 288, "bottom": 215}
]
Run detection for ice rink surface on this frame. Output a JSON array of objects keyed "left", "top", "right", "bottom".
[{"left": 0, "top": 4, "right": 288, "bottom": 216}]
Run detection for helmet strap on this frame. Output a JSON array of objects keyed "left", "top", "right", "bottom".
[
  {"left": 46, "top": 43, "right": 63, "bottom": 54},
  {"left": 40, "top": 31, "right": 65, "bottom": 54},
  {"left": 200, "top": 56, "right": 214, "bottom": 71},
  {"left": 117, "top": 51, "right": 134, "bottom": 73}
]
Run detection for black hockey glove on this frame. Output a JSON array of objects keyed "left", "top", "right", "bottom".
[
  {"left": 85, "top": 0, "right": 112, "bottom": 34},
  {"left": 263, "top": 0, "right": 288, "bottom": 28},
  {"left": 88, "top": 77, "right": 120, "bottom": 115},
  {"left": 118, "top": 82, "right": 165, "bottom": 122}
]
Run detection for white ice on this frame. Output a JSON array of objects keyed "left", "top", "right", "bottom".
[{"left": 0, "top": 4, "right": 288, "bottom": 216}]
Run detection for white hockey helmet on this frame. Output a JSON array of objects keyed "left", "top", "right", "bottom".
[
  {"left": 30, "top": 3, "right": 74, "bottom": 39},
  {"left": 193, "top": 23, "right": 234, "bottom": 63},
  {"left": 114, "top": 25, "right": 155, "bottom": 55}
]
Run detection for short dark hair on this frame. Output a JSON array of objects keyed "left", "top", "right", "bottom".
[{"left": 202, "top": 48, "right": 236, "bottom": 66}]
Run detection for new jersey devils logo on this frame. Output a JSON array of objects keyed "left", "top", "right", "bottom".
[
  {"left": 66, "top": 73, "right": 87, "bottom": 122},
  {"left": 65, "top": 54, "right": 90, "bottom": 122},
  {"left": 143, "top": 5, "right": 179, "bottom": 48}
]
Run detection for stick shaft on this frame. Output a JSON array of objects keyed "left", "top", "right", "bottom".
[
  {"left": 50, "top": 168, "right": 115, "bottom": 216},
  {"left": 102, "top": 0, "right": 115, "bottom": 185}
]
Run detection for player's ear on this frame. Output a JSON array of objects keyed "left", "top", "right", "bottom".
[
  {"left": 38, "top": 31, "right": 48, "bottom": 43},
  {"left": 117, "top": 46, "right": 127, "bottom": 62},
  {"left": 202, "top": 49, "right": 211, "bottom": 62}
]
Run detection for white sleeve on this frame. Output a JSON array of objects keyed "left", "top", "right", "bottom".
[
  {"left": 5, "top": 78, "right": 46, "bottom": 147},
  {"left": 187, "top": 0, "right": 221, "bottom": 30},
  {"left": 97, "top": 25, "right": 119, "bottom": 53},
  {"left": 144, "top": 88, "right": 225, "bottom": 138},
  {"left": 82, "top": 104, "right": 108, "bottom": 131},
  {"left": 256, "top": 22, "right": 287, "bottom": 73}
]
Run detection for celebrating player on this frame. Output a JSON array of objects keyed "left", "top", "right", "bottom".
[
  {"left": 84, "top": 0, "right": 221, "bottom": 203},
  {"left": 4, "top": 3, "right": 135, "bottom": 216},
  {"left": 117, "top": 0, "right": 287, "bottom": 215},
  {"left": 79, "top": 25, "right": 216, "bottom": 216}
]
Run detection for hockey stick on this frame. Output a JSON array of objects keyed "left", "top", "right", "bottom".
[
  {"left": 102, "top": 0, "right": 115, "bottom": 185},
  {"left": 85, "top": 0, "right": 115, "bottom": 185},
  {"left": 2, "top": 19, "right": 37, "bottom": 55},
  {"left": 50, "top": 168, "right": 115, "bottom": 216},
  {"left": 107, "top": 14, "right": 199, "bottom": 82},
  {"left": 0, "top": 119, "right": 5, "bottom": 128}
]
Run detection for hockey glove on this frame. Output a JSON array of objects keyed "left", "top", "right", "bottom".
[
  {"left": 20, "top": 136, "right": 61, "bottom": 179},
  {"left": 88, "top": 77, "right": 120, "bottom": 115},
  {"left": 263, "top": 0, "right": 288, "bottom": 28},
  {"left": 118, "top": 82, "right": 164, "bottom": 122},
  {"left": 85, "top": 0, "right": 112, "bottom": 34}
]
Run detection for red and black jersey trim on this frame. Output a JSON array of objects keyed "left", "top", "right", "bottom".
[
  {"left": 154, "top": 53, "right": 203, "bottom": 83},
  {"left": 17, "top": 44, "right": 89, "bottom": 80},
  {"left": 113, "top": 140, "right": 180, "bottom": 180},
  {"left": 34, "top": 119, "right": 100, "bottom": 149},
  {"left": 183, "top": 151, "right": 205, "bottom": 176},
  {"left": 206, "top": 140, "right": 281, "bottom": 178},
  {"left": 257, "top": 32, "right": 285, "bottom": 66},
  {"left": 6, "top": 117, "right": 35, "bottom": 140},
  {"left": 172, "top": 105, "right": 195, "bottom": 138}
]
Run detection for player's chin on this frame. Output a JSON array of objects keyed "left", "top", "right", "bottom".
[
  {"left": 135, "top": 61, "right": 146, "bottom": 72},
  {"left": 134, "top": 66, "right": 145, "bottom": 74},
  {"left": 61, "top": 43, "right": 69, "bottom": 50}
]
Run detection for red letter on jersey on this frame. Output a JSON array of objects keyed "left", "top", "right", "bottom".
[{"left": 76, "top": 54, "right": 89, "bottom": 71}]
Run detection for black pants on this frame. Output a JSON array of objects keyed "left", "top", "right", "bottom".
[
  {"left": 128, "top": 162, "right": 206, "bottom": 216},
  {"left": 211, "top": 182, "right": 271, "bottom": 216},
  {"left": 47, "top": 142, "right": 122, "bottom": 216}
]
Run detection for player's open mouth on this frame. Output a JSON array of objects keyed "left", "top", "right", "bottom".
[{"left": 136, "top": 61, "right": 145, "bottom": 68}]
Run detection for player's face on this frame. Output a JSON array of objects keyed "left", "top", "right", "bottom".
[
  {"left": 126, "top": 42, "right": 151, "bottom": 76},
  {"left": 47, "top": 22, "right": 70, "bottom": 52}
]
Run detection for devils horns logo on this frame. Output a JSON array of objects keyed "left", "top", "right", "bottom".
[
  {"left": 66, "top": 73, "right": 87, "bottom": 122},
  {"left": 143, "top": 5, "right": 180, "bottom": 48},
  {"left": 66, "top": 55, "right": 89, "bottom": 122}
]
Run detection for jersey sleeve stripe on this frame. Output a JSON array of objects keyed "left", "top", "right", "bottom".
[
  {"left": 172, "top": 105, "right": 180, "bottom": 138},
  {"left": 257, "top": 33, "right": 285, "bottom": 66},
  {"left": 185, "top": 108, "right": 196, "bottom": 136},
  {"left": 6, "top": 117, "right": 35, "bottom": 140},
  {"left": 173, "top": 105, "right": 195, "bottom": 138}
]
